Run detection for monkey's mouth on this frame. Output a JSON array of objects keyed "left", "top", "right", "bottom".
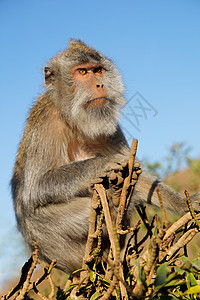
[{"left": 87, "top": 97, "right": 108, "bottom": 107}]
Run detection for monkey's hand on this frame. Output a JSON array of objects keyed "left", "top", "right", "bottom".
[
  {"left": 91, "top": 160, "right": 141, "bottom": 208},
  {"left": 91, "top": 153, "right": 129, "bottom": 185},
  {"left": 90, "top": 160, "right": 128, "bottom": 186},
  {"left": 108, "top": 162, "right": 141, "bottom": 207},
  {"left": 90, "top": 161, "right": 127, "bottom": 208},
  {"left": 108, "top": 162, "right": 127, "bottom": 207}
]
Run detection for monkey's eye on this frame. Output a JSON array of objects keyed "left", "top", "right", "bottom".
[
  {"left": 79, "top": 68, "right": 87, "bottom": 75},
  {"left": 93, "top": 66, "right": 103, "bottom": 74}
]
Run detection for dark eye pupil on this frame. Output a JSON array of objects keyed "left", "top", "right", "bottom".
[
  {"left": 94, "top": 67, "right": 102, "bottom": 73},
  {"left": 80, "top": 69, "right": 86, "bottom": 74}
]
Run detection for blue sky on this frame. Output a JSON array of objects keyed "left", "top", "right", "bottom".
[{"left": 0, "top": 0, "right": 200, "bottom": 285}]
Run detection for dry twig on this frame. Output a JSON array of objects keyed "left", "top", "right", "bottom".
[
  {"left": 116, "top": 139, "right": 138, "bottom": 232},
  {"left": 3, "top": 138, "right": 200, "bottom": 299}
]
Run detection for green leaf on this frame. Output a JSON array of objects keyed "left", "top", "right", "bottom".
[
  {"left": 192, "top": 258, "right": 200, "bottom": 271},
  {"left": 90, "top": 270, "right": 96, "bottom": 282},
  {"left": 175, "top": 267, "right": 185, "bottom": 275},
  {"left": 72, "top": 268, "right": 87, "bottom": 274},
  {"left": 164, "top": 279, "right": 185, "bottom": 287},
  {"left": 179, "top": 256, "right": 189, "bottom": 263},
  {"left": 135, "top": 259, "right": 148, "bottom": 292},
  {"left": 184, "top": 285, "right": 200, "bottom": 295},
  {"left": 154, "top": 263, "right": 168, "bottom": 287},
  {"left": 160, "top": 296, "right": 178, "bottom": 300},
  {"left": 188, "top": 273, "right": 197, "bottom": 286},
  {"left": 186, "top": 272, "right": 197, "bottom": 290},
  {"left": 64, "top": 283, "right": 78, "bottom": 293},
  {"left": 90, "top": 291, "right": 101, "bottom": 300}
]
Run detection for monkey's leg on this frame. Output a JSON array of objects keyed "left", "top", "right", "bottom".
[
  {"left": 133, "top": 171, "right": 200, "bottom": 213},
  {"left": 24, "top": 197, "right": 91, "bottom": 275}
]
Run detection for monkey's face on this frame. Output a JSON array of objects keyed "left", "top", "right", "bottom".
[
  {"left": 68, "top": 61, "right": 126, "bottom": 138},
  {"left": 72, "top": 63, "right": 108, "bottom": 108},
  {"left": 45, "top": 41, "right": 126, "bottom": 138}
]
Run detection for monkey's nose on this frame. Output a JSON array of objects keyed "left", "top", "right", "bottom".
[{"left": 96, "top": 84, "right": 104, "bottom": 88}]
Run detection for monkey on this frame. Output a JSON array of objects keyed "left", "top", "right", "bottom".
[{"left": 11, "top": 40, "right": 200, "bottom": 275}]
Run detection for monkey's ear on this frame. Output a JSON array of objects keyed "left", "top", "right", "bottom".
[{"left": 44, "top": 67, "right": 54, "bottom": 85}]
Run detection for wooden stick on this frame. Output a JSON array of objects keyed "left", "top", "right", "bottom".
[
  {"left": 116, "top": 139, "right": 138, "bottom": 231},
  {"left": 95, "top": 184, "right": 117, "bottom": 261},
  {"left": 81, "top": 190, "right": 99, "bottom": 281}
]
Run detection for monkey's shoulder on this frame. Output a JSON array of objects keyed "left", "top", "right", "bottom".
[{"left": 27, "top": 93, "right": 56, "bottom": 127}]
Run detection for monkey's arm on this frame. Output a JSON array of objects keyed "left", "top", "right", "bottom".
[
  {"left": 133, "top": 171, "right": 200, "bottom": 213},
  {"left": 25, "top": 154, "right": 127, "bottom": 210}
]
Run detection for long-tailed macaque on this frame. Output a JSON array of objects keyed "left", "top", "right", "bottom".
[{"left": 11, "top": 40, "right": 200, "bottom": 274}]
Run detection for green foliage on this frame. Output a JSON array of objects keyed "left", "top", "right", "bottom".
[
  {"left": 143, "top": 161, "right": 163, "bottom": 177},
  {"left": 143, "top": 142, "right": 194, "bottom": 178},
  {"left": 188, "top": 159, "right": 200, "bottom": 177},
  {"left": 3, "top": 207, "right": 200, "bottom": 299},
  {"left": 55, "top": 208, "right": 200, "bottom": 299},
  {"left": 3, "top": 141, "right": 200, "bottom": 299},
  {"left": 135, "top": 256, "right": 200, "bottom": 299}
]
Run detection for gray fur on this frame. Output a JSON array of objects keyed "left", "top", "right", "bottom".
[{"left": 11, "top": 40, "right": 200, "bottom": 275}]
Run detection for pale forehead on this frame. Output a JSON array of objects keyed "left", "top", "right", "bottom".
[{"left": 71, "top": 63, "right": 102, "bottom": 71}]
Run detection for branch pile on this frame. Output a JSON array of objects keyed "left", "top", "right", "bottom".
[{"left": 2, "top": 139, "right": 200, "bottom": 299}]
